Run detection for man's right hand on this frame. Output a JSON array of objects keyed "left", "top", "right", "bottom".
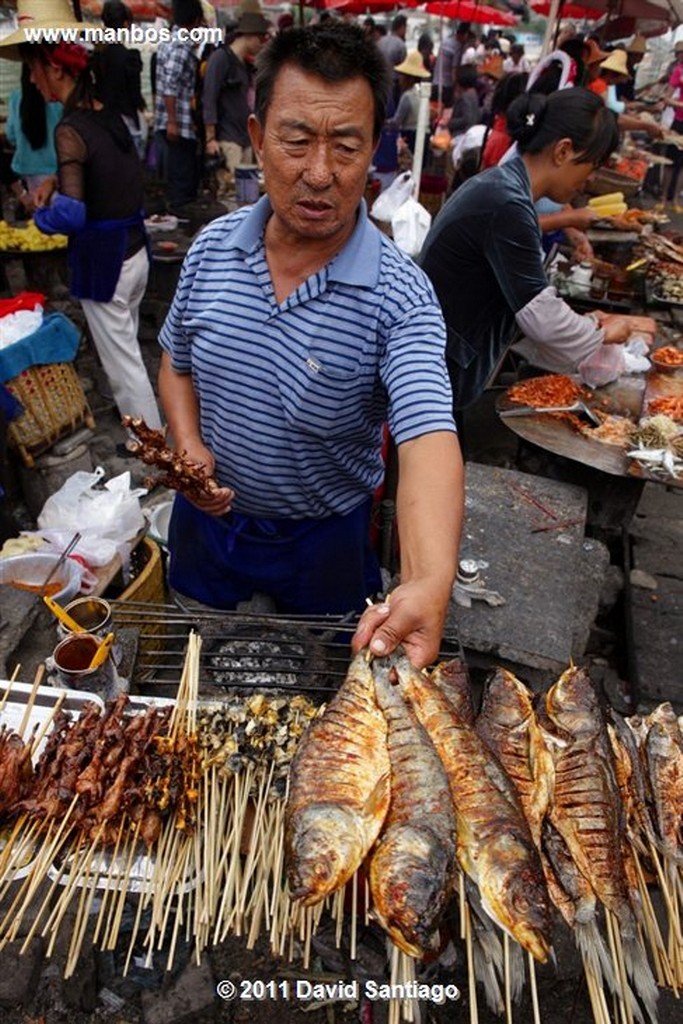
[
  {"left": 205, "top": 139, "right": 220, "bottom": 156},
  {"left": 166, "top": 122, "right": 180, "bottom": 143},
  {"left": 179, "top": 438, "right": 235, "bottom": 517}
]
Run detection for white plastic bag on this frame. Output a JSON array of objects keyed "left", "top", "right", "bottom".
[
  {"left": 391, "top": 197, "right": 432, "bottom": 257},
  {"left": 370, "top": 171, "right": 415, "bottom": 223},
  {"left": 578, "top": 344, "right": 626, "bottom": 388},
  {"left": 37, "top": 467, "right": 147, "bottom": 554}
]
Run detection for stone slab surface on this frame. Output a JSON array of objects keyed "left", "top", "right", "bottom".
[
  {"left": 445, "top": 462, "right": 599, "bottom": 672},
  {"left": 629, "top": 483, "right": 683, "bottom": 710}
]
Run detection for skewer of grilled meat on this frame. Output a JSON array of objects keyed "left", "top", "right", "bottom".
[
  {"left": 642, "top": 703, "right": 683, "bottom": 860},
  {"left": 431, "top": 658, "right": 476, "bottom": 725},
  {"left": 395, "top": 653, "right": 552, "bottom": 963},
  {"left": 368, "top": 657, "right": 456, "bottom": 957}
]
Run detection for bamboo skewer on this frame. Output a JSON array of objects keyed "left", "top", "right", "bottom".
[
  {"left": 17, "top": 670, "right": 43, "bottom": 740},
  {"left": 528, "top": 952, "right": 541, "bottom": 1024},
  {"left": 503, "top": 933, "right": 513, "bottom": 1024},
  {"left": 464, "top": 903, "right": 479, "bottom": 1024}
]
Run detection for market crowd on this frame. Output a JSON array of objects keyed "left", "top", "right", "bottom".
[{"left": 0, "top": 0, "right": 680, "bottom": 665}]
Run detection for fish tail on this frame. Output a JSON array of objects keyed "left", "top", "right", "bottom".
[
  {"left": 507, "top": 938, "right": 526, "bottom": 1004},
  {"left": 621, "top": 932, "right": 659, "bottom": 1024},
  {"left": 574, "top": 919, "right": 616, "bottom": 994},
  {"left": 472, "top": 933, "right": 504, "bottom": 1015}
]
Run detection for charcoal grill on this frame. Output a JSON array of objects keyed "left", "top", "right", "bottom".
[{"left": 109, "top": 599, "right": 462, "bottom": 701}]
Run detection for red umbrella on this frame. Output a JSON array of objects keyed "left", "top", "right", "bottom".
[
  {"left": 530, "top": 0, "right": 601, "bottom": 16},
  {"left": 421, "top": 2, "right": 519, "bottom": 25}
]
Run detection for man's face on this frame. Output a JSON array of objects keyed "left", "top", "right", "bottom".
[{"left": 248, "top": 65, "right": 376, "bottom": 247}]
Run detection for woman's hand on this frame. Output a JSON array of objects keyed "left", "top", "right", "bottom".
[
  {"left": 177, "top": 438, "right": 235, "bottom": 517},
  {"left": 351, "top": 577, "right": 451, "bottom": 671},
  {"left": 32, "top": 176, "right": 57, "bottom": 209}
]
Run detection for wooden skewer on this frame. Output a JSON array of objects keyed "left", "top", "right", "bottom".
[
  {"left": 18, "top": 669, "right": 44, "bottom": 740},
  {"left": 29, "top": 690, "right": 66, "bottom": 759},
  {"left": 503, "top": 932, "right": 513, "bottom": 1024},
  {"left": 464, "top": 903, "right": 479, "bottom": 1024},
  {"left": 350, "top": 871, "right": 358, "bottom": 961},
  {"left": 605, "top": 908, "right": 632, "bottom": 1024},
  {"left": 528, "top": 952, "right": 541, "bottom": 1024}
]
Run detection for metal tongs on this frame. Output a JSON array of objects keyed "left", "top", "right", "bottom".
[{"left": 500, "top": 402, "right": 601, "bottom": 428}]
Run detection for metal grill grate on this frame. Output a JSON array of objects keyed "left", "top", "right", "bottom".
[{"left": 109, "top": 599, "right": 462, "bottom": 701}]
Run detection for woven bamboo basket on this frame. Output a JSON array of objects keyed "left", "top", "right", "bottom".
[
  {"left": 5, "top": 361, "right": 96, "bottom": 468},
  {"left": 111, "top": 537, "right": 166, "bottom": 672}
]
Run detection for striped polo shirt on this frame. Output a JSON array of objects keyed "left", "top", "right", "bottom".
[{"left": 159, "top": 197, "right": 455, "bottom": 519}]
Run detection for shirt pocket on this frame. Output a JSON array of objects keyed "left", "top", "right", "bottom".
[{"left": 274, "top": 348, "right": 365, "bottom": 440}]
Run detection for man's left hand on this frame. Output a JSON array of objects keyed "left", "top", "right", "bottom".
[{"left": 351, "top": 578, "right": 451, "bottom": 670}]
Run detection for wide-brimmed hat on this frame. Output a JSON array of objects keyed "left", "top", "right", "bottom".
[
  {"left": 627, "top": 34, "right": 647, "bottom": 55},
  {"left": 600, "top": 49, "right": 630, "bottom": 77},
  {"left": 583, "top": 38, "right": 609, "bottom": 65},
  {"left": 235, "top": 11, "right": 272, "bottom": 36},
  {"left": 0, "top": 0, "right": 89, "bottom": 57},
  {"left": 394, "top": 50, "right": 431, "bottom": 79}
]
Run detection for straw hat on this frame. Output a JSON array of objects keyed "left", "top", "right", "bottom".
[
  {"left": 600, "top": 49, "right": 631, "bottom": 77},
  {"left": 583, "top": 38, "right": 609, "bottom": 66},
  {"left": 0, "top": 0, "right": 90, "bottom": 57},
  {"left": 394, "top": 50, "right": 431, "bottom": 79},
  {"left": 627, "top": 34, "right": 647, "bottom": 55}
]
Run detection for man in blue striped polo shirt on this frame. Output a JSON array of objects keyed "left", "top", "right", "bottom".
[{"left": 158, "top": 22, "right": 464, "bottom": 669}]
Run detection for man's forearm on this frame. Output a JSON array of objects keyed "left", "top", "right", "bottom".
[
  {"left": 158, "top": 352, "right": 202, "bottom": 448},
  {"left": 396, "top": 432, "right": 464, "bottom": 597}
]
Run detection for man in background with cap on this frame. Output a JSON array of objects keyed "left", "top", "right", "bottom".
[
  {"left": 203, "top": 10, "right": 271, "bottom": 192},
  {"left": 616, "top": 34, "right": 647, "bottom": 102},
  {"left": 598, "top": 48, "right": 663, "bottom": 139}
]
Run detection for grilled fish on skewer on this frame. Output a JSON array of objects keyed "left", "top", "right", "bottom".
[
  {"left": 395, "top": 654, "right": 552, "bottom": 963},
  {"left": 285, "top": 652, "right": 390, "bottom": 906},
  {"left": 431, "top": 658, "right": 476, "bottom": 725},
  {"left": 540, "top": 666, "right": 658, "bottom": 1023},
  {"left": 369, "top": 657, "right": 456, "bottom": 957},
  {"left": 476, "top": 668, "right": 552, "bottom": 849},
  {"left": 642, "top": 703, "right": 683, "bottom": 860}
]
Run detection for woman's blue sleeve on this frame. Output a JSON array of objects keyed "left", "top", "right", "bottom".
[{"left": 34, "top": 193, "right": 86, "bottom": 235}]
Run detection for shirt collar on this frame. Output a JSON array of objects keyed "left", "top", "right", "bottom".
[{"left": 229, "top": 195, "right": 382, "bottom": 290}]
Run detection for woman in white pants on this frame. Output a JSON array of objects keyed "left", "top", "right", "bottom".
[{"left": 2, "top": 30, "right": 162, "bottom": 430}]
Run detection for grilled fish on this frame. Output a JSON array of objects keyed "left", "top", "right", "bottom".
[
  {"left": 285, "top": 652, "right": 390, "bottom": 905},
  {"left": 395, "top": 654, "right": 551, "bottom": 963},
  {"left": 643, "top": 703, "right": 683, "bottom": 859},
  {"left": 431, "top": 658, "right": 476, "bottom": 725},
  {"left": 476, "top": 668, "right": 552, "bottom": 849},
  {"left": 540, "top": 666, "right": 658, "bottom": 1024},
  {"left": 369, "top": 657, "right": 456, "bottom": 957},
  {"left": 539, "top": 666, "right": 632, "bottom": 922}
]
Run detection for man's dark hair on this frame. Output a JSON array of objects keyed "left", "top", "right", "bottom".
[
  {"left": 254, "top": 22, "right": 392, "bottom": 140},
  {"left": 172, "top": 0, "right": 203, "bottom": 29},
  {"left": 456, "top": 21, "right": 471, "bottom": 35},
  {"left": 102, "top": 1, "right": 131, "bottom": 30},
  {"left": 391, "top": 14, "right": 407, "bottom": 32},
  {"left": 456, "top": 64, "right": 477, "bottom": 89}
]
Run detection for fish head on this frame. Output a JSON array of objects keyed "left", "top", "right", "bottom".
[
  {"left": 370, "top": 827, "right": 452, "bottom": 958},
  {"left": 481, "top": 668, "right": 533, "bottom": 729},
  {"left": 480, "top": 834, "right": 551, "bottom": 963},
  {"left": 545, "top": 666, "right": 600, "bottom": 737},
  {"left": 286, "top": 803, "right": 365, "bottom": 905}
]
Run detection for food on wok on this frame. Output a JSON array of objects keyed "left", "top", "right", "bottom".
[
  {"left": 651, "top": 345, "right": 683, "bottom": 367},
  {"left": 507, "top": 374, "right": 586, "bottom": 409}
]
